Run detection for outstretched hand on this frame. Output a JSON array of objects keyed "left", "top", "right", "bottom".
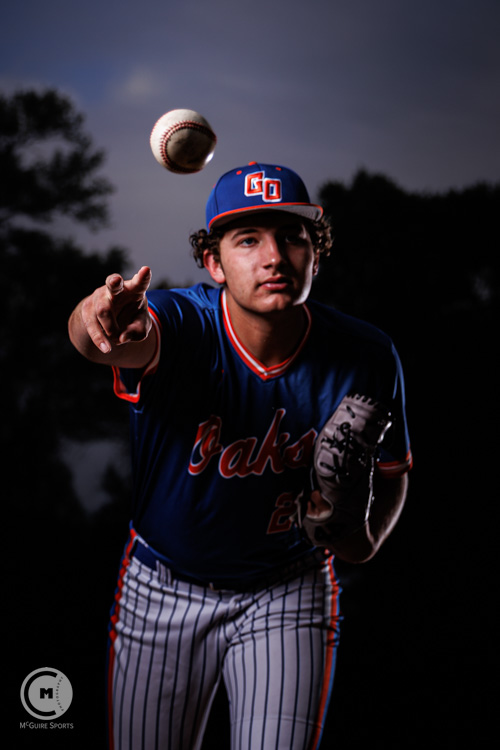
[{"left": 80, "top": 266, "right": 153, "bottom": 354}]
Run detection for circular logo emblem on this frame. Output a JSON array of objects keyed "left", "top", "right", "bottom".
[{"left": 20, "top": 668, "right": 73, "bottom": 720}]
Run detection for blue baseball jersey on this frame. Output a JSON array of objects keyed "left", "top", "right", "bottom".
[{"left": 113, "top": 283, "right": 412, "bottom": 584}]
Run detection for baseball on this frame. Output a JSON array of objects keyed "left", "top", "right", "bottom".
[{"left": 150, "top": 109, "right": 217, "bottom": 174}]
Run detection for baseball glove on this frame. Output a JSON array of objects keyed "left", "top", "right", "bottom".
[{"left": 292, "top": 394, "right": 392, "bottom": 548}]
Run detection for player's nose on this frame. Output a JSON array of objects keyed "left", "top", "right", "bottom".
[{"left": 261, "top": 232, "right": 286, "bottom": 267}]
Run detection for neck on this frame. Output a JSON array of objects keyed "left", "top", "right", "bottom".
[{"left": 224, "top": 292, "right": 308, "bottom": 368}]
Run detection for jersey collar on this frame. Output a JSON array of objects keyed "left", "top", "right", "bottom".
[{"left": 221, "top": 288, "right": 311, "bottom": 380}]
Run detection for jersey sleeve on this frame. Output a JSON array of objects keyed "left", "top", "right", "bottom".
[
  {"left": 376, "top": 341, "right": 413, "bottom": 478},
  {"left": 112, "top": 309, "right": 162, "bottom": 404},
  {"left": 111, "top": 284, "right": 217, "bottom": 405}
]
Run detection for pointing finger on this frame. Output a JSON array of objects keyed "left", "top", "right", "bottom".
[
  {"left": 81, "top": 293, "right": 116, "bottom": 352},
  {"left": 125, "top": 266, "right": 152, "bottom": 296},
  {"left": 106, "top": 273, "right": 125, "bottom": 297}
]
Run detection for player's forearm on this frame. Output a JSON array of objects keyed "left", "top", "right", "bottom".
[
  {"left": 329, "top": 473, "right": 409, "bottom": 563},
  {"left": 368, "top": 472, "right": 408, "bottom": 548}
]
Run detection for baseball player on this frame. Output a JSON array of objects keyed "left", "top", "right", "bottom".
[{"left": 68, "top": 162, "right": 412, "bottom": 750}]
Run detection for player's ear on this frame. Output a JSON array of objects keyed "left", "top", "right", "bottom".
[
  {"left": 203, "top": 249, "right": 226, "bottom": 284},
  {"left": 313, "top": 250, "right": 320, "bottom": 276}
]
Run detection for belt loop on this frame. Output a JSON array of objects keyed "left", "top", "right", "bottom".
[
  {"left": 129, "top": 531, "right": 139, "bottom": 559},
  {"left": 157, "top": 560, "right": 172, "bottom": 586},
  {"left": 132, "top": 533, "right": 173, "bottom": 586}
]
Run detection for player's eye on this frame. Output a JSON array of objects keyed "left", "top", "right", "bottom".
[
  {"left": 279, "top": 224, "right": 308, "bottom": 245},
  {"left": 283, "top": 231, "right": 306, "bottom": 245},
  {"left": 238, "top": 236, "right": 258, "bottom": 247}
]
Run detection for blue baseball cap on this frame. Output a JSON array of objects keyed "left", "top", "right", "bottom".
[{"left": 206, "top": 162, "right": 323, "bottom": 231}]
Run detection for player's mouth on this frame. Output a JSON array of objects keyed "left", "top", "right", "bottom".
[{"left": 259, "top": 275, "right": 293, "bottom": 291}]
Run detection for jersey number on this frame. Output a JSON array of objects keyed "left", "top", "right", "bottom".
[{"left": 267, "top": 492, "right": 296, "bottom": 534}]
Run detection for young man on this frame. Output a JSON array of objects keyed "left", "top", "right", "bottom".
[{"left": 68, "top": 162, "right": 412, "bottom": 750}]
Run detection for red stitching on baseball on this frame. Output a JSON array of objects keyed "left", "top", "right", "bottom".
[{"left": 156, "top": 120, "right": 216, "bottom": 174}]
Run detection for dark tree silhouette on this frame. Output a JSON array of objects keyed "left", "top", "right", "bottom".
[
  {"left": 2, "top": 90, "right": 131, "bottom": 748},
  {"left": 0, "top": 88, "right": 112, "bottom": 227},
  {"left": 1, "top": 90, "right": 132, "bottom": 510},
  {"left": 314, "top": 170, "right": 499, "bottom": 747},
  {"left": 314, "top": 169, "right": 498, "bottom": 336}
]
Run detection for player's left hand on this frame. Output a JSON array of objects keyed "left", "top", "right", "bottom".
[
  {"left": 292, "top": 394, "right": 392, "bottom": 548},
  {"left": 306, "top": 491, "right": 333, "bottom": 520}
]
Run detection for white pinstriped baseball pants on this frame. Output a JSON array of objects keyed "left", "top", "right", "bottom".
[{"left": 107, "top": 535, "right": 341, "bottom": 750}]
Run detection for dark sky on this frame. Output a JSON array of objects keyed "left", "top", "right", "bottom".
[{"left": 3, "top": 0, "right": 500, "bottom": 284}]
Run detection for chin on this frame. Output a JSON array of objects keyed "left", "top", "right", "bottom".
[{"left": 261, "top": 293, "right": 303, "bottom": 313}]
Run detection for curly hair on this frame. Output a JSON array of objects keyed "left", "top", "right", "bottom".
[{"left": 189, "top": 214, "right": 333, "bottom": 269}]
